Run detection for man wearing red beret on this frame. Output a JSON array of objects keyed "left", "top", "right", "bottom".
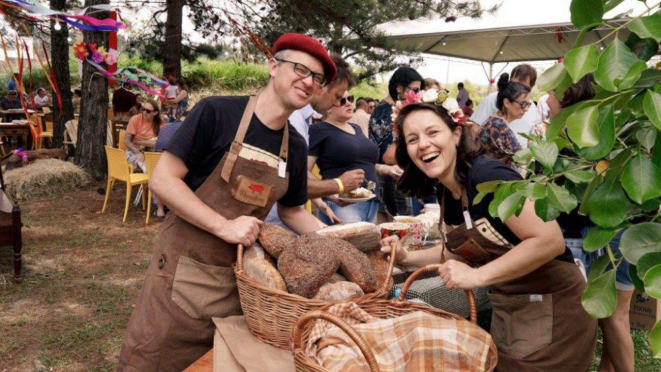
[{"left": 118, "top": 33, "right": 336, "bottom": 371}]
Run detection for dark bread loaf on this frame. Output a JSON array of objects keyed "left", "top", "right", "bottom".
[
  {"left": 277, "top": 234, "right": 340, "bottom": 298},
  {"left": 332, "top": 237, "right": 377, "bottom": 293},
  {"left": 367, "top": 251, "right": 390, "bottom": 290},
  {"left": 258, "top": 223, "right": 297, "bottom": 259}
]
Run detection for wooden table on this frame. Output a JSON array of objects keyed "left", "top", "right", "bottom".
[
  {"left": 184, "top": 350, "right": 213, "bottom": 371},
  {"left": 0, "top": 122, "right": 31, "bottom": 150},
  {"left": 134, "top": 139, "right": 156, "bottom": 149}
]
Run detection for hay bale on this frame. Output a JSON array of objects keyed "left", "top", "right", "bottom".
[{"left": 4, "top": 159, "right": 90, "bottom": 201}]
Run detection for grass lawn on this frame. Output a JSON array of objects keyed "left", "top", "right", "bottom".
[{"left": 1, "top": 183, "right": 660, "bottom": 370}]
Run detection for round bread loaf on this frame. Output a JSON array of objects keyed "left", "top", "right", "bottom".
[
  {"left": 313, "top": 281, "right": 364, "bottom": 301},
  {"left": 258, "top": 223, "right": 297, "bottom": 259}
]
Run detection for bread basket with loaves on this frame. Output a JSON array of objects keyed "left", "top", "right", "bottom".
[{"left": 234, "top": 223, "right": 397, "bottom": 350}]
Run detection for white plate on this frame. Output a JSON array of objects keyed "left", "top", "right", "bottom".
[{"left": 337, "top": 194, "right": 376, "bottom": 203}]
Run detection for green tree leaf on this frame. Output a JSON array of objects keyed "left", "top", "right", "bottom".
[
  {"left": 537, "top": 63, "right": 568, "bottom": 92},
  {"left": 625, "top": 32, "right": 659, "bottom": 62},
  {"left": 570, "top": 0, "right": 604, "bottom": 29},
  {"left": 530, "top": 141, "right": 559, "bottom": 169},
  {"left": 644, "top": 265, "right": 661, "bottom": 298},
  {"left": 588, "top": 177, "right": 627, "bottom": 228},
  {"left": 576, "top": 106, "right": 616, "bottom": 160},
  {"left": 583, "top": 227, "right": 620, "bottom": 252},
  {"left": 630, "top": 264, "right": 646, "bottom": 292},
  {"left": 628, "top": 14, "right": 661, "bottom": 42},
  {"left": 565, "top": 170, "right": 595, "bottom": 183},
  {"left": 476, "top": 180, "right": 501, "bottom": 193},
  {"left": 581, "top": 269, "right": 617, "bottom": 318},
  {"left": 620, "top": 223, "right": 661, "bottom": 264},
  {"left": 498, "top": 193, "right": 525, "bottom": 221},
  {"left": 580, "top": 173, "right": 604, "bottom": 215},
  {"left": 517, "top": 183, "right": 547, "bottom": 200},
  {"left": 635, "top": 69, "right": 661, "bottom": 88},
  {"left": 650, "top": 318, "right": 661, "bottom": 358},
  {"left": 644, "top": 90, "right": 661, "bottom": 130},
  {"left": 547, "top": 184, "right": 578, "bottom": 213},
  {"left": 638, "top": 252, "right": 661, "bottom": 280},
  {"left": 594, "top": 39, "right": 640, "bottom": 92},
  {"left": 513, "top": 148, "right": 532, "bottom": 164},
  {"left": 621, "top": 152, "right": 661, "bottom": 204},
  {"left": 564, "top": 45, "right": 600, "bottom": 82},
  {"left": 567, "top": 105, "right": 600, "bottom": 148},
  {"left": 588, "top": 254, "right": 612, "bottom": 282},
  {"left": 546, "top": 101, "right": 591, "bottom": 140},
  {"left": 636, "top": 127, "right": 657, "bottom": 151},
  {"left": 603, "top": 0, "right": 625, "bottom": 14},
  {"left": 488, "top": 184, "right": 513, "bottom": 219},
  {"left": 535, "top": 198, "right": 561, "bottom": 222},
  {"left": 618, "top": 60, "right": 649, "bottom": 90}
]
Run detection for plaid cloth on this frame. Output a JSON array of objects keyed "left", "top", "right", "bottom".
[{"left": 305, "top": 302, "right": 493, "bottom": 372}]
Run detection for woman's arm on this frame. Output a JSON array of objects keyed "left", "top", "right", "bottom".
[
  {"left": 380, "top": 235, "right": 466, "bottom": 269},
  {"left": 382, "top": 144, "right": 397, "bottom": 165},
  {"left": 439, "top": 199, "right": 565, "bottom": 290},
  {"left": 173, "top": 90, "right": 188, "bottom": 104}
]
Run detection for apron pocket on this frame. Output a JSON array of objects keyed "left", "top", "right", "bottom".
[
  {"left": 487, "top": 292, "right": 553, "bottom": 359},
  {"left": 171, "top": 255, "right": 240, "bottom": 320}
]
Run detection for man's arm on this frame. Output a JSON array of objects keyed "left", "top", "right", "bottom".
[
  {"left": 278, "top": 204, "right": 325, "bottom": 234},
  {"left": 150, "top": 151, "right": 262, "bottom": 246}
]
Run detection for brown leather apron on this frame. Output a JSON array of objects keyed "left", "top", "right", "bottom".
[
  {"left": 118, "top": 97, "right": 291, "bottom": 372},
  {"left": 442, "top": 191, "right": 597, "bottom": 372}
]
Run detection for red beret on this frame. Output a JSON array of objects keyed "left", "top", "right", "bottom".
[{"left": 273, "top": 33, "right": 337, "bottom": 85}]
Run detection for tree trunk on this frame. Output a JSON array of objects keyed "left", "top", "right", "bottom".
[
  {"left": 163, "top": 0, "right": 184, "bottom": 78},
  {"left": 50, "top": 0, "right": 75, "bottom": 149},
  {"left": 75, "top": 0, "right": 109, "bottom": 180}
]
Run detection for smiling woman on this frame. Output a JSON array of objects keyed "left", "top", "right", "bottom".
[{"left": 381, "top": 100, "right": 598, "bottom": 370}]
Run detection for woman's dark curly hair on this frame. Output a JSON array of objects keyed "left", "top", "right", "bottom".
[
  {"left": 394, "top": 103, "right": 485, "bottom": 198},
  {"left": 388, "top": 67, "right": 425, "bottom": 101}
]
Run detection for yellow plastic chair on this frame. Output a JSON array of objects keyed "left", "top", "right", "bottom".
[
  {"left": 144, "top": 152, "right": 162, "bottom": 225},
  {"left": 41, "top": 106, "right": 51, "bottom": 114},
  {"left": 41, "top": 117, "right": 53, "bottom": 147},
  {"left": 102, "top": 146, "right": 149, "bottom": 223},
  {"left": 118, "top": 130, "right": 128, "bottom": 151}
]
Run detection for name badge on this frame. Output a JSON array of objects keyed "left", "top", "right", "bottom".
[
  {"left": 278, "top": 161, "right": 287, "bottom": 178},
  {"left": 463, "top": 209, "right": 473, "bottom": 230},
  {"left": 231, "top": 175, "right": 274, "bottom": 208}
]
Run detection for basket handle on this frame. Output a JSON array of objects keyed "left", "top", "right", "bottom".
[
  {"left": 397, "top": 264, "right": 478, "bottom": 324},
  {"left": 291, "top": 310, "right": 380, "bottom": 372},
  {"left": 236, "top": 244, "right": 245, "bottom": 273},
  {"left": 376, "top": 240, "right": 398, "bottom": 293}
]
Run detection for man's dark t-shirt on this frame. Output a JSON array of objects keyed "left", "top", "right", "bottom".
[
  {"left": 441, "top": 156, "right": 574, "bottom": 263},
  {"left": 165, "top": 96, "right": 308, "bottom": 207}
]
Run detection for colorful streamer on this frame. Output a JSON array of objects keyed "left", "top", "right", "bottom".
[{"left": 0, "top": 1, "right": 125, "bottom": 31}]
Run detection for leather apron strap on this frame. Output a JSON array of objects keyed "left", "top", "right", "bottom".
[{"left": 221, "top": 96, "right": 289, "bottom": 182}]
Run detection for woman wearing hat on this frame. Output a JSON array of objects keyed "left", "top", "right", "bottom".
[
  {"left": 380, "top": 93, "right": 597, "bottom": 371},
  {"left": 118, "top": 33, "right": 337, "bottom": 371}
]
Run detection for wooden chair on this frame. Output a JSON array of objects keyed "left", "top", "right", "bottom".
[
  {"left": 144, "top": 152, "right": 162, "bottom": 225},
  {"left": 102, "top": 146, "right": 149, "bottom": 223},
  {"left": 0, "top": 140, "right": 5, "bottom": 156},
  {"left": 0, "top": 164, "right": 23, "bottom": 282},
  {"left": 64, "top": 120, "right": 78, "bottom": 150},
  {"left": 108, "top": 107, "right": 114, "bottom": 121}
]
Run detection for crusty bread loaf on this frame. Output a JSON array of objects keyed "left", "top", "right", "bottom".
[
  {"left": 313, "top": 281, "right": 365, "bottom": 301},
  {"left": 258, "top": 223, "right": 297, "bottom": 259},
  {"left": 277, "top": 234, "right": 341, "bottom": 298},
  {"left": 243, "top": 244, "right": 287, "bottom": 291},
  {"left": 326, "top": 273, "right": 348, "bottom": 284},
  {"left": 332, "top": 238, "right": 377, "bottom": 293},
  {"left": 367, "top": 251, "right": 390, "bottom": 290},
  {"left": 315, "top": 222, "right": 381, "bottom": 252}
]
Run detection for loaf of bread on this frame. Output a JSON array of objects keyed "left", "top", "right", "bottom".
[
  {"left": 313, "top": 281, "right": 365, "bottom": 301},
  {"left": 258, "top": 223, "right": 297, "bottom": 259},
  {"left": 367, "top": 251, "right": 390, "bottom": 290},
  {"left": 277, "top": 234, "right": 341, "bottom": 298},
  {"left": 326, "top": 273, "right": 348, "bottom": 284},
  {"left": 243, "top": 244, "right": 287, "bottom": 291},
  {"left": 315, "top": 222, "right": 381, "bottom": 252},
  {"left": 333, "top": 238, "right": 377, "bottom": 293}
]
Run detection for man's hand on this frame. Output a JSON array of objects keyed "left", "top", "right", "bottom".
[
  {"left": 216, "top": 216, "right": 263, "bottom": 246},
  {"left": 338, "top": 169, "right": 365, "bottom": 192}
]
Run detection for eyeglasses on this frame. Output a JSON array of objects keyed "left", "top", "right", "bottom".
[
  {"left": 141, "top": 107, "right": 155, "bottom": 114},
  {"left": 275, "top": 58, "right": 326, "bottom": 86},
  {"left": 338, "top": 95, "right": 354, "bottom": 106},
  {"left": 513, "top": 100, "right": 532, "bottom": 109},
  {"left": 404, "top": 87, "right": 421, "bottom": 94}
]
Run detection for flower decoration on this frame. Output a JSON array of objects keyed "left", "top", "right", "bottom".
[
  {"left": 96, "top": 46, "right": 108, "bottom": 58},
  {"left": 15, "top": 148, "right": 28, "bottom": 163},
  {"left": 91, "top": 51, "right": 105, "bottom": 63},
  {"left": 104, "top": 48, "right": 118, "bottom": 65},
  {"left": 421, "top": 89, "right": 439, "bottom": 103},
  {"left": 403, "top": 89, "right": 424, "bottom": 107},
  {"left": 74, "top": 41, "right": 88, "bottom": 60},
  {"left": 442, "top": 97, "right": 466, "bottom": 126}
]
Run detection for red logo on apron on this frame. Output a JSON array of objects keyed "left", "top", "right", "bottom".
[{"left": 248, "top": 183, "right": 265, "bottom": 195}]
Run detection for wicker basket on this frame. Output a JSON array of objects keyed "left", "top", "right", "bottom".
[
  {"left": 291, "top": 264, "right": 499, "bottom": 372},
  {"left": 234, "top": 243, "right": 397, "bottom": 350}
]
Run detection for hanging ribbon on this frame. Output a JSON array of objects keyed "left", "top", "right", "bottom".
[{"left": 0, "top": 1, "right": 126, "bottom": 31}]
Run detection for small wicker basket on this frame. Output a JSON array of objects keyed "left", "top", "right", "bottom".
[
  {"left": 234, "top": 243, "right": 397, "bottom": 350},
  {"left": 291, "top": 264, "right": 499, "bottom": 372}
]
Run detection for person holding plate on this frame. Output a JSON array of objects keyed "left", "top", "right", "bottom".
[{"left": 308, "top": 90, "right": 401, "bottom": 224}]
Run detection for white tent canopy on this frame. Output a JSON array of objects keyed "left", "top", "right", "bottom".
[{"left": 385, "top": 20, "right": 630, "bottom": 64}]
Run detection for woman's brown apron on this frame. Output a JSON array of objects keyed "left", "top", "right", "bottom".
[
  {"left": 118, "top": 97, "right": 291, "bottom": 372},
  {"left": 443, "top": 192, "right": 597, "bottom": 372}
]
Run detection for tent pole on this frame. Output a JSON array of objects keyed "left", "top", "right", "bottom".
[{"left": 488, "top": 63, "right": 493, "bottom": 93}]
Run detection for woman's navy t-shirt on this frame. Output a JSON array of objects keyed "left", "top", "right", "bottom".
[
  {"left": 308, "top": 122, "right": 379, "bottom": 186},
  {"left": 440, "top": 156, "right": 574, "bottom": 263}
]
